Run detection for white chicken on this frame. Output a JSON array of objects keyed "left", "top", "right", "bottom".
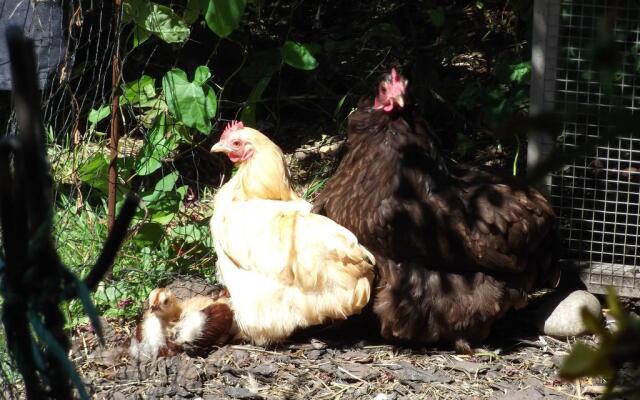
[{"left": 209, "top": 121, "right": 375, "bottom": 345}]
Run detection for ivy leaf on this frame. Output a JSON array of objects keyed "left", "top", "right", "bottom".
[
  {"left": 428, "top": 7, "right": 445, "bottom": 28},
  {"left": 162, "top": 67, "right": 217, "bottom": 134},
  {"left": 78, "top": 153, "right": 110, "bottom": 194},
  {"left": 135, "top": 115, "right": 181, "bottom": 176},
  {"left": 509, "top": 61, "right": 531, "bottom": 84},
  {"left": 193, "top": 65, "right": 212, "bottom": 85},
  {"left": 88, "top": 105, "right": 111, "bottom": 126},
  {"left": 184, "top": 0, "right": 207, "bottom": 24},
  {"left": 121, "top": 75, "right": 157, "bottom": 107},
  {"left": 240, "top": 73, "right": 272, "bottom": 127},
  {"left": 281, "top": 41, "right": 319, "bottom": 70},
  {"left": 171, "top": 223, "right": 212, "bottom": 246},
  {"left": 132, "top": 26, "right": 152, "bottom": 48},
  {"left": 123, "top": 0, "right": 190, "bottom": 44},
  {"left": 204, "top": 0, "right": 247, "bottom": 38},
  {"left": 560, "top": 342, "right": 613, "bottom": 380}
]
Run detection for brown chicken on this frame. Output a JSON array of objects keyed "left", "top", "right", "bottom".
[
  {"left": 312, "top": 69, "right": 561, "bottom": 353},
  {"left": 129, "top": 288, "right": 238, "bottom": 359},
  {"left": 209, "top": 122, "right": 375, "bottom": 345}
]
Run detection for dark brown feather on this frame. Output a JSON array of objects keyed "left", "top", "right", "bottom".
[
  {"left": 313, "top": 84, "right": 560, "bottom": 352},
  {"left": 180, "top": 303, "right": 234, "bottom": 357}
]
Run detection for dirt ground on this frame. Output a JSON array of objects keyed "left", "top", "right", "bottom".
[{"left": 61, "top": 277, "right": 609, "bottom": 400}]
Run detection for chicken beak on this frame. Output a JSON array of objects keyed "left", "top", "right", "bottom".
[
  {"left": 150, "top": 304, "right": 159, "bottom": 312},
  {"left": 394, "top": 96, "right": 405, "bottom": 109},
  {"left": 210, "top": 142, "right": 232, "bottom": 153}
]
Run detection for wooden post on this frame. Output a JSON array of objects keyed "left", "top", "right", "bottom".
[{"left": 108, "top": 0, "right": 122, "bottom": 233}]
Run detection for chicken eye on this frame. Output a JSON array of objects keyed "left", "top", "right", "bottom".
[
  {"left": 232, "top": 140, "right": 241, "bottom": 147},
  {"left": 162, "top": 298, "right": 168, "bottom": 305}
]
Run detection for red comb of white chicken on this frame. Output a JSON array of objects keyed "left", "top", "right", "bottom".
[{"left": 220, "top": 120, "right": 244, "bottom": 141}]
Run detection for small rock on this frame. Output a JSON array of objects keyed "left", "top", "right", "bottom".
[
  {"left": 310, "top": 338, "right": 327, "bottom": 349},
  {"left": 497, "top": 388, "right": 545, "bottom": 400},
  {"left": 232, "top": 349, "right": 250, "bottom": 365},
  {"left": 224, "top": 386, "right": 263, "bottom": 399},
  {"left": 249, "top": 363, "right": 278, "bottom": 377},
  {"left": 373, "top": 394, "right": 398, "bottom": 400},
  {"left": 164, "top": 385, "right": 178, "bottom": 397},
  {"left": 533, "top": 290, "right": 602, "bottom": 337},
  {"left": 185, "top": 379, "right": 203, "bottom": 393},
  {"left": 307, "top": 349, "right": 324, "bottom": 360},
  {"left": 111, "top": 392, "right": 128, "bottom": 400},
  {"left": 392, "top": 362, "right": 453, "bottom": 384},
  {"left": 338, "top": 363, "right": 379, "bottom": 381},
  {"left": 552, "top": 353, "right": 567, "bottom": 367},
  {"left": 176, "top": 385, "right": 193, "bottom": 397},
  {"left": 166, "top": 277, "right": 225, "bottom": 300},
  {"left": 177, "top": 360, "right": 200, "bottom": 382},
  {"left": 449, "top": 359, "right": 491, "bottom": 375}
]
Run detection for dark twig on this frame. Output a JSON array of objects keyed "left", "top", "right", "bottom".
[{"left": 0, "top": 26, "right": 140, "bottom": 399}]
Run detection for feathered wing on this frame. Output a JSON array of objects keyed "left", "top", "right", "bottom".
[
  {"left": 406, "top": 164, "right": 560, "bottom": 289},
  {"left": 173, "top": 296, "right": 236, "bottom": 356},
  {"left": 212, "top": 199, "right": 375, "bottom": 344},
  {"left": 312, "top": 102, "right": 559, "bottom": 351}
]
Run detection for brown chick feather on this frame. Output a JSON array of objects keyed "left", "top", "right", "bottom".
[
  {"left": 312, "top": 72, "right": 560, "bottom": 353},
  {"left": 130, "top": 288, "right": 239, "bottom": 359}
]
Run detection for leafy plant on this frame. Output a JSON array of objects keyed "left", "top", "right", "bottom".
[
  {"left": 560, "top": 287, "right": 640, "bottom": 399},
  {"left": 163, "top": 66, "right": 217, "bottom": 134},
  {"left": 282, "top": 41, "right": 319, "bottom": 71}
]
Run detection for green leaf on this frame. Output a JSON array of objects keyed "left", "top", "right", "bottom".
[
  {"left": 135, "top": 223, "right": 165, "bottom": 246},
  {"left": 281, "top": 41, "right": 319, "bottom": 70},
  {"left": 144, "top": 171, "right": 180, "bottom": 203},
  {"left": 193, "top": 65, "right": 212, "bottom": 85},
  {"left": 121, "top": 75, "right": 157, "bottom": 107},
  {"left": 581, "top": 307, "right": 606, "bottom": 335},
  {"left": 132, "top": 26, "right": 152, "bottom": 48},
  {"left": 88, "top": 105, "right": 111, "bottom": 126},
  {"left": 135, "top": 115, "right": 181, "bottom": 176},
  {"left": 78, "top": 153, "right": 110, "bottom": 194},
  {"left": 137, "top": 172, "right": 186, "bottom": 226},
  {"left": 29, "top": 314, "right": 90, "bottom": 400},
  {"left": 184, "top": 0, "right": 207, "bottom": 24},
  {"left": 508, "top": 61, "right": 531, "bottom": 84},
  {"left": 333, "top": 94, "right": 347, "bottom": 119},
  {"left": 162, "top": 67, "right": 217, "bottom": 134},
  {"left": 560, "top": 342, "right": 612, "bottom": 379},
  {"left": 240, "top": 73, "right": 272, "bottom": 127},
  {"left": 203, "top": 85, "right": 218, "bottom": 121},
  {"left": 204, "top": 0, "right": 247, "bottom": 38},
  {"left": 171, "top": 223, "right": 209, "bottom": 244},
  {"left": 606, "top": 286, "right": 627, "bottom": 329},
  {"left": 428, "top": 7, "right": 445, "bottom": 28},
  {"left": 364, "top": 23, "right": 402, "bottom": 44},
  {"left": 124, "top": 0, "right": 190, "bottom": 44}
]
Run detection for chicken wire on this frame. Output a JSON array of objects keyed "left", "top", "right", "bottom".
[
  {"left": 0, "top": 1, "right": 225, "bottom": 387},
  {"left": 530, "top": 0, "right": 640, "bottom": 297},
  {"left": 1, "top": 0, "right": 222, "bottom": 274}
]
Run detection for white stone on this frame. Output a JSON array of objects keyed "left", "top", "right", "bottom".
[{"left": 534, "top": 290, "right": 602, "bottom": 337}]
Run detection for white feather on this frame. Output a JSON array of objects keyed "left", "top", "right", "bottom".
[
  {"left": 174, "top": 310, "right": 206, "bottom": 345},
  {"left": 129, "top": 314, "right": 166, "bottom": 360}
]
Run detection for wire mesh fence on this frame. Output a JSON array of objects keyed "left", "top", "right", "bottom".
[
  {"left": 536, "top": 0, "right": 640, "bottom": 297},
  {"left": 0, "top": 1, "right": 235, "bottom": 390}
]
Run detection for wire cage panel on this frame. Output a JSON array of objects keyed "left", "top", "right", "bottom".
[{"left": 531, "top": 0, "right": 640, "bottom": 297}]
